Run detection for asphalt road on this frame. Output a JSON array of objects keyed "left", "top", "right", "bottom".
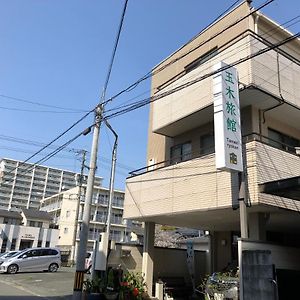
[{"left": 0, "top": 267, "right": 76, "bottom": 300}]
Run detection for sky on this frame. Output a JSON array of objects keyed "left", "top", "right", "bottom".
[{"left": 0, "top": 0, "right": 299, "bottom": 190}]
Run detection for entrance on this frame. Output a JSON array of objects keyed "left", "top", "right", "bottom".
[{"left": 19, "top": 239, "right": 33, "bottom": 250}]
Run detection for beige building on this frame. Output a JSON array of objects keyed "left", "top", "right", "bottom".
[
  {"left": 124, "top": 1, "right": 300, "bottom": 296},
  {"left": 40, "top": 186, "right": 128, "bottom": 254},
  {"left": 0, "top": 208, "right": 59, "bottom": 251}
]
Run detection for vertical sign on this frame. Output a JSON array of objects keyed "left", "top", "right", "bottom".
[
  {"left": 213, "top": 62, "right": 243, "bottom": 172},
  {"left": 186, "top": 240, "right": 195, "bottom": 292}
]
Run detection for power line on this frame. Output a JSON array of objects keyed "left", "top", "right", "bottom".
[
  {"left": 103, "top": 32, "right": 300, "bottom": 121},
  {"left": 106, "top": 13, "right": 300, "bottom": 115},
  {"left": 3, "top": 108, "right": 95, "bottom": 179},
  {"left": 105, "top": 0, "right": 274, "bottom": 106},
  {"left": 0, "top": 94, "right": 88, "bottom": 112}
]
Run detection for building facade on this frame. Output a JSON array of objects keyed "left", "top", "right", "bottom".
[
  {"left": 0, "top": 208, "right": 59, "bottom": 252},
  {"left": 0, "top": 158, "right": 103, "bottom": 210},
  {"left": 40, "top": 186, "right": 128, "bottom": 254},
  {"left": 124, "top": 2, "right": 300, "bottom": 295}
]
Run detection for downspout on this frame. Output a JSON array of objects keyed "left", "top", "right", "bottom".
[
  {"left": 254, "top": 13, "right": 263, "bottom": 139},
  {"left": 262, "top": 51, "right": 285, "bottom": 124}
]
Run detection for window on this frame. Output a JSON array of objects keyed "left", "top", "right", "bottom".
[
  {"left": 10, "top": 239, "right": 16, "bottom": 251},
  {"left": 37, "top": 222, "right": 43, "bottom": 228},
  {"left": 37, "top": 240, "right": 42, "bottom": 247},
  {"left": 45, "top": 241, "right": 50, "bottom": 247},
  {"left": 1, "top": 238, "right": 7, "bottom": 253},
  {"left": 200, "top": 133, "right": 215, "bottom": 155},
  {"left": 185, "top": 47, "right": 218, "bottom": 73},
  {"left": 170, "top": 142, "right": 192, "bottom": 164},
  {"left": 268, "top": 128, "right": 300, "bottom": 153},
  {"left": 29, "top": 221, "right": 35, "bottom": 227}
]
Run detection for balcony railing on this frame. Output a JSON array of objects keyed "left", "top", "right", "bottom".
[{"left": 129, "top": 132, "right": 300, "bottom": 177}]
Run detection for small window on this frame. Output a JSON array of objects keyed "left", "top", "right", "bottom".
[
  {"left": 29, "top": 221, "right": 35, "bottom": 227},
  {"left": 185, "top": 47, "right": 218, "bottom": 73},
  {"left": 45, "top": 241, "right": 50, "bottom": 247},
  {"left": 37, "top": 240, "right": 42, "bottom": 247},
  {"left": 10, "top": 239, "right": 16, "bottom": 251},
  {"left": 37, "top": 222, "right": 43, "bottom": 228},
  {"left": 64, "top": 227, "right": 68, "bottom": 234},
  {"left": 170, "top": 142, "right": 192, "bottom": 164},
  {"left": 200, "top": 133, "right": 215, "bottom": 155},
  {"left": 268, "top": 128, "right": 300, "bottom": 153}
]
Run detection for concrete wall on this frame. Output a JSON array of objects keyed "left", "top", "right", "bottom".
[
  {"left": 109, "top": 243, "right": 208, "bottom": 286},
  {"left": 246, "top": 140, "right": 300, "bottom": 211},
  {"left": 239, "top": 239, "right": 300, "bottom": 271},
  {"left": 124, "top": 154, "right": 237, "bottom": 219}
]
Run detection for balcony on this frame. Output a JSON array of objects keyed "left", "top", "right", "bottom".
[
  {"left": 124, "top": 134, "right": 300, "bottom": 230},
  {"left": 152, "top": 33, "right": 300, "bottom": 137}
]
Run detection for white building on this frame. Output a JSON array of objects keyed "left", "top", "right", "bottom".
[
  {"left": 0, "top": 158, "right": 103, "bottom": 210},
  {"left": 0, "top": 208, "right": 59, "bottom": 252},
  {"left": 40, "top": 186, "right": 128, "bottom": 254}
]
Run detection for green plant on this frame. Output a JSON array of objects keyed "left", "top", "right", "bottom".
[
  {"left": 120, "top": 272, "right": 147, "bottom": 300},
  {"left": 83, "top": 277, "right": 104, "bottom": 294},
  {"left": 197, "top": 270, "right": 239, "bottom": 298}
]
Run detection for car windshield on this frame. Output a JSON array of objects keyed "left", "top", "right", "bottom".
[{"left": 8, "top": 251, "right": 20, "bottom": 258}]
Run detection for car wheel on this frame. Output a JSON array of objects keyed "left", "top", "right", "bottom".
[
  {"left": 7, "top": 264, "right": 18, "bottom": 274},
  {"left": 48, "top": 263, "right": 58, "bottom": 273}
]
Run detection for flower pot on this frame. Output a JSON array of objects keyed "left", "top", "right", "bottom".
[{"left": 104, "top": 292, "right": 119, "bottom": 300}]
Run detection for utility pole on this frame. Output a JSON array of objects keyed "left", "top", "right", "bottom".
[
  {"left": 72, "top": 105, "right": 103, "bottom": 300},
  {"left": 70, "top": 150, "right": 87, "bottom": 267},
  {"left": 72, "top": 2, "right": 128, "bottom": 298},
  {"left": 104, "top": 120, "right": 118, "bottom": 241}
]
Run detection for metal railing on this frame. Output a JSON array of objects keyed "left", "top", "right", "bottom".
[{"left": 129, "top": 132, "right": 300, "bottom": 177}]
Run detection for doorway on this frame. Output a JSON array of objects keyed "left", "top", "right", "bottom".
[{"left": 19, "top": 239, "right": 33, "bottom": 250}]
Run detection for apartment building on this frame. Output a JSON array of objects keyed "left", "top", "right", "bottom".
[
  {"left": 40, "top": 186, "right": 128, "bottom": 255},
  {"left": 0, "top": 158, "right": 102, "bottom": 210},
  {"left": 124, "top": 1, "right": 300, "bottom": 296},
  {"left": 0, "top": 208, "right": 59, "bottom": 252}
]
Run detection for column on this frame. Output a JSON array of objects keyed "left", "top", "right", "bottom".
[
  {"left": 249, "top": 212, "right": 268, "bottom": 241},
  {"left": 142, "top": 222, "right": 155, "bottom": 296}
]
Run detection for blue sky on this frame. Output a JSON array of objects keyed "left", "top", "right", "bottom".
[{"left": 0, "top": 0, "right": 299, "bottom": 190}]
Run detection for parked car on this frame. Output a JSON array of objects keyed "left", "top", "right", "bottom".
[
  {"left": 0, "top": 251, "right": 20, "bottom": 263},
  {"left": 0, "top": 247, "right": 61, "bottom": 274}
]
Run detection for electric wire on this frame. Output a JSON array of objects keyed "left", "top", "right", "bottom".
[
  {"left": 100, "top": 0, "right": 129, "bottom": 105},
  {"left": 106, "top": 14, "right": 300, "bottom": 115},
  {"left": 3, "top": 108, "right": 95, "bottom": 179},
  {"left": 105, "top": 0, "right": 274, "bottom": 106},
  {"left": 103, "top": 32, "right": 300, "bottom": 121},
  {"left": 0, "top": 94, "right": 88, "bottom": 112}
]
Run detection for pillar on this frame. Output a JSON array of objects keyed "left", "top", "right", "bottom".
[
  {"left": 142, "top": 222, "right": 155, "bottom": 296},
  {"left": 249, "top": 212, "right": 268, "bottom": 241}
]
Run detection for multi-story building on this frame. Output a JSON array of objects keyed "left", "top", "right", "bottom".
[
  {"left": 0, "top": 158, "right": 102, "bottom": 210},
  {"left": 0, "top": 208, "right": 59, "bottom": 252},
  {"left": 40, "top": 186, "right": 127, "bottom": 254},
  {"left": 124, "top": 1, "right": 300, "bottom": 296}
]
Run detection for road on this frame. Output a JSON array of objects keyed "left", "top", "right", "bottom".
[{"left": 0, "top": 267, "right": 76, "bottom": 299}]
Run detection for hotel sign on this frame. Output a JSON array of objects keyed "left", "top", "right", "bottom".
[{"left": 213, "top": 62, "right": 243, "bottom": 172}]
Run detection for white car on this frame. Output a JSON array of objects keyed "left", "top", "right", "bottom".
[{"left": 0, "top": 247, "right": 61, "bottom": 274}]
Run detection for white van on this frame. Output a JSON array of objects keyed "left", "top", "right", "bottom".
[{"left": 0, "top": 247, "right": 61, "bottom": 274}]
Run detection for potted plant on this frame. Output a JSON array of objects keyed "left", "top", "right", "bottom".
[
  {"left": 104, "top": 268, "right": 119, "bottom": 300},
  {"left": 83, "top": 276, "right": 105, "bottom": 300},
  {"left": 119, "top": 272, "right": 149, "bottom": 300}
]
